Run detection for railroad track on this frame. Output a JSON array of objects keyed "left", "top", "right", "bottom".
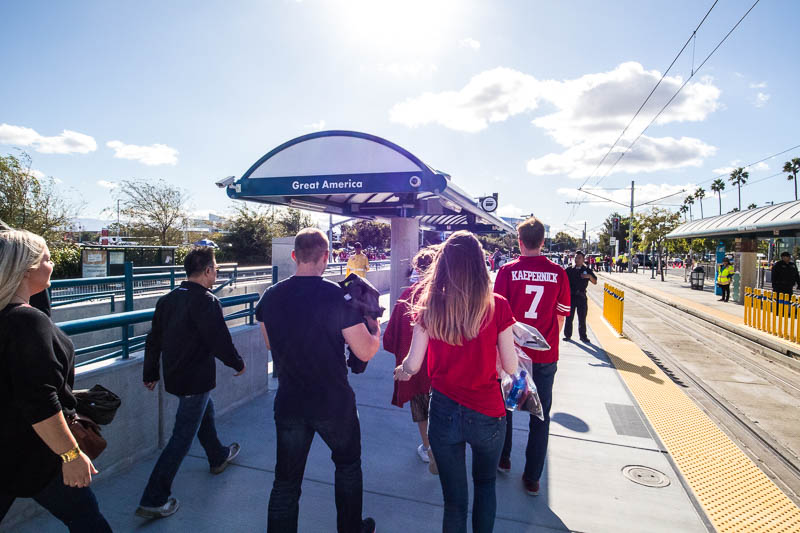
[{"left": 587, "top": 285, "right": 800, "bottom": 506}]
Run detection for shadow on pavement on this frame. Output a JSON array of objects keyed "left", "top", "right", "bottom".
[{"left": 551, "top": 412, "right": 589, "bottom": 433}]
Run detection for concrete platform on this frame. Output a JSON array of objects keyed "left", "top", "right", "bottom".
[{"left": 6, "top": 295, "right": 708, "bottom": 532}]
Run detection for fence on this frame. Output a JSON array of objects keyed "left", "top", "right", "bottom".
[
  {"left": 743, "top": 287, "right": 799, "bottom": 343},
  {"left": 603, "top": 283, "right": 625, "bottom": 335},
  {"left": 324, "top": 260, "right": 391, "bottom": 276}
]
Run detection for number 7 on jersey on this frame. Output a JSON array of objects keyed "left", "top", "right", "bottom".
[{"left": 524, "top": 284, "right": 544, "bottom": 319}]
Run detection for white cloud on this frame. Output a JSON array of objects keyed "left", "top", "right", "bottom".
[
  {"left": 496, "top": 203, "right": 527, "bottom": 218},
  {"left": 557, "top": 182, "right": 695, "bottom": 207},
  {"left": 303, "top": 120, "right": 327, "bottom": 132},
  {"left": 390, "top": 62, "right": 721, "bottom": 176},
  {"left": 459, "top": 38, "right": 481, "bottom": 50},
  {"left": 0, "top": 123, "right": 97, "bottom": 154},
  {"left": 755, "top": 92, "right": 770, "bottom": 108},
  {"left": 712, "top": 160, "right": 768, "bottom": 175},
  {"left": 379, "top": 62, "right": 438, "bottom": 78},
  {"left": 106, "top": 140, "right": 178, "bottom": 166},
  {"left": 27, "top": 168, "right": 45, "bottom": 179},
  {"left": 96, "top": 180, "right": 119, "bottom": 189},
  {"left": 749, "top": 81, "right": 767, "bottom": 89}
]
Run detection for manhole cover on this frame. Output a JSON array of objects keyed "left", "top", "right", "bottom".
[{"left": 622, "top": 465, "right": 670, "bottom": 488}]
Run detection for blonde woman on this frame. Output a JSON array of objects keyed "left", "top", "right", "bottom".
[
  {"left": 0, "top": 226, "right": 111, "bottom": 532},
  {"left": 394, "top": 231, "right": 518, "bottom": 533}
]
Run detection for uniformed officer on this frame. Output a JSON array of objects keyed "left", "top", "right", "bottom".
[
  {"left": 345, "top": 242, "right": 370, "bottom": 278},
  {"left": 564, "top": 250, "right": 598, "bottom": 343},
  {"left": 772, "top": 252, "right": 800, "bottom": 299},
  {"left": 717, "top": 257, "right": 734, "bottom": 302}
]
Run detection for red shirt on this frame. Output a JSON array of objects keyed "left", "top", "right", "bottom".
[
  {"left": 494, "top": 255, "right": 571, "bottom": 363},
  {"left": 427, "top": 294, "right": 515, "bottom": 418}
]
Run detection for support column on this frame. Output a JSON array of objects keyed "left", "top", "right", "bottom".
[
  {"left": 390, "top": 217, "right": 419, "bottom": 310},
  {"left": 734, "top": 237, "right": 757, "bottom": 304}
]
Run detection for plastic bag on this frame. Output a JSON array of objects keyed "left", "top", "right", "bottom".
[{"left": 499, "top": 347, "right": 544, "bottom": 421}]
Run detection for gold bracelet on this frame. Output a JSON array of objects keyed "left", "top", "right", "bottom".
[{"left": 60, "top": 445, "right": 81, "bottom": 464}]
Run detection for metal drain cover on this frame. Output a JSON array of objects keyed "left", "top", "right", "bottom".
[{"left": 622, "top": 465, "right": 670, "bottom": 488}]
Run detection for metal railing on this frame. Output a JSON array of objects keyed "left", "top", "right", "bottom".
[
  {"left": 324, "top": 259, "right": 391, "bottom": 275},
  {"left": 603, "top": 283, "right": 625, "bottom": 335},
  {"left": 62, "top": 292, "right": 261, "bottom": 368},
  {"left": 743, "top": 287, "right": 799, "bottom": 343}
]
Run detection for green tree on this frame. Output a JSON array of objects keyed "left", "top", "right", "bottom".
[
  {"left": 597, "top": 213, "right": 635, "bottom": 254},
  {"left": 710, "top": 178, "right": 725, "bottom": 215},
  {"left": 636, "top": 207, "right": 681, "bottom": 281},
  {"left": 678, "top": 204, "right": 689, "bottom": 221},
  {"left": 274, "top": 207, "right": 317, "bottom": 237},
  {"left": 747, "top": 203, "right": 757, "bottom": 210},
  {"left": 684, "top": 194, "right": 695, "bottom": 220},
  {"left": 110, "top": 179, "right": 189, "bottom": 245},
  {"left": 0, "top": 152, "right": 76, "bottom": 240},
  {"left": 694, "top": 187, "right": 706, "bottom": 219},
  {"left": 220, "top": 204, "right": 276, "bottom": 265},
  {"left": 477, "top": 232, "right": 518, "bottom": 255},
  {"left": 783, "top": 157, "right": 799, "bottom": 201},
  {"left": 728, "top": 167, "right": 749, "bottom": 211},
  {"left": 340, "top": 220, "right": 391, "bottom": 249}
]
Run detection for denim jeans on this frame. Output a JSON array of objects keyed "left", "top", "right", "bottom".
[
  {"left": 501, "top": 362, "right": 557, "bottom": 482},
  {"left": 428, "top": 389, "right": 506, "bottom": 533},
  {"left": 0, "top": 470, "right": 112, "bottom": 532},
  {"left": 140, "top": 392, "right": 228, "bottom": 507},
  {"left": 268, "top": 406, "right": 363, "bottom": 533}
]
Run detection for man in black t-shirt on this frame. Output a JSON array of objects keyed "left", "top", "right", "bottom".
[
  {"left": 256, "top": 228, "right": 381, "bottom": 533},
  {"left": 564, "top": 250, "right": 597, "bottom": 343}
]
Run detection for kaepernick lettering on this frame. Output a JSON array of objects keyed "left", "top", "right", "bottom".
[{"left": 510, "top": 270, "right": 558, "bottom": 283}]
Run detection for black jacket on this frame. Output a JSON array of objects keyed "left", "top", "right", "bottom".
[
  {"left": 771, "top": 260, "right": 800, "bottom": 292},
  {"left": 143, "top": 281, "right": 244, "bottom": 395}
]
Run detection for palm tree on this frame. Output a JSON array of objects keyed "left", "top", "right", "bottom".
[
  {"left": 685, "top": 194, "right": 695, "bottom": 220},
  {"left": 694, "top": 187, "right": 706, "bottom": 218},
  {"left": 679, "top": 204, "right": 689, "bottom": 221},
  {"left": 747, "top": 203, "right": 757, "bottom": 209},
  {"left": 729, "top": 167, "right": 749, "bottom": 211},
  {"left": 783, "top": 157, "right": 800, "bottom": 201},
  {"left": 711, "top": 178, "right": 725, "bottom": 215}
]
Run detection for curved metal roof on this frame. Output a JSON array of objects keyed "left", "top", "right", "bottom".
[
  {"left": 666, "top": 199, "right": 800, "bottom": 239},
  {"left": 223, "top": 130, "right": 515, "bottom": 234}
]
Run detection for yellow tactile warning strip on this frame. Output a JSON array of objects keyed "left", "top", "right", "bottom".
[{"left": 587, "top": 298, "right": 800, "bottom": 532}]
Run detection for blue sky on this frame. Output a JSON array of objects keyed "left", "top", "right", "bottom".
[{"left": 2, "top": 0, "right": 798, "bottom": 238}]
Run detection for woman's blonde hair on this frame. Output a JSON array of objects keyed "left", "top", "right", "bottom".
[
  {"left": 412, "top": 231, "right": 493, "bottom": 345},
  {"left": 0, "top": 222, "right": 47, "bottom": 309}
]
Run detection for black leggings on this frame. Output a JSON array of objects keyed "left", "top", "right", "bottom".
[{"left": 720, "top": 284, "right": 730, "bottom": 302}]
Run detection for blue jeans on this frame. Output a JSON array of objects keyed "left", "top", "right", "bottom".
[
  {"left": 0, "top": 470, "right": 112, "bottom": 532},
  {"left": 268, "top": 406, "right": 363, "bottom": 533},
  {"left": 140, "top": 392, "right": 228, "bottom": 507},
  {"left": 428, "top": 389, "right": 506, "bottom": 533},
  {"left": 501, "top": 362, "right": 557, "bottom": 482}
]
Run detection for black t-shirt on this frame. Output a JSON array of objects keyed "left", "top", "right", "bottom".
[
  {"left": 256, "top": 276, "right": 363, "bottom": 419},
  {"left": 0, "top": 304, "right": 78, "bottom": 497},
  {"left": 565, "top": 265, "right": 596, "bottom": 295}
]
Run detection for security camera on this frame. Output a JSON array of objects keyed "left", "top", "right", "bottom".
[
  {"left": 409, "top": 175, "right": 422, "bottom": 188},
  {"left": 215, "top": 176, "right": 236, "bottom": 188}
]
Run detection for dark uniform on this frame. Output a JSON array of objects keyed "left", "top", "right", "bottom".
[
  {"left": 564, "top": 264, "right": 596, "bottom": 341},
  {"left": 771, "top": 258, "right": 800, "bottom": 297}
]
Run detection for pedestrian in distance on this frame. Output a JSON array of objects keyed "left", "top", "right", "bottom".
[
  {"left": 492, "top": 247, "right": 502, "bottom": 272},
  {"left": 772, "top": 252, "right": 800, "bottom": 301},
  {"left": 346, "top": 241, "right": 370, "bottom": 278},
  {"left": 0, "top": 224, "right": 112, "bottom": 532},
  {"left": 257, "top": 228, "right": 381, "bottom": 533},
  {"left": 717, "top": 257, "right": 734, "bottom": 303},
  {"left": 564, "top": 251, "right": 598, "bottom": 343},
  {"left": 383, "top": 246, "right": 439, "bottom": 474},
  {"left": 137, "top": 246, "right": 246, "bottom": 519},
  {"left": 394, "top": 231, "right": 518, "bottom": 533},
  {"left": 493, "top": 217, "right": 571, "bottom": 496}
]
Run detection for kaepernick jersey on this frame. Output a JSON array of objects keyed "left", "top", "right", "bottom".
[{"left": 493, "top": 255, "right": 571, "bottom": 363}]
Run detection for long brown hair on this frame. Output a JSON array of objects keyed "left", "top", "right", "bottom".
[{"left": 412, "top": 231, "right": 493, "bottom": 345}]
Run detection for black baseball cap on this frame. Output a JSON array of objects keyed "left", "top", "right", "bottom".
[
  {"left": 575, "top": 250, "right": 585, "bottom": 257},
  {"left": 781, "top": 251, "right": 791, "bottom": 257}
]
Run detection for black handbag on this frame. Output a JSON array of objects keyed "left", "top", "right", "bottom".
[{"left": 73, "top": 384, "right": 121, "bottom": 425}]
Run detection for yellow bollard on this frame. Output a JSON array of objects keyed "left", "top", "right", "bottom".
[
  {"left": 744, "top": 287, "right": 751, "bottom": 326},
  {"left": 755, "top": 289, "right": 762, "bottom": 331},
  {"left": 793, "top": 295, "right": 799, "bottom": 343},
  {"left": 781, "top": 293, "right": 789, "bottom": 340}
]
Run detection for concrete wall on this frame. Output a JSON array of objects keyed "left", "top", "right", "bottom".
[
  {"left": 272, "top": 237, "right": 296, "bottom": 282},
  {"left": 1, "top": 325, "right": 268, "bottom": 531}
]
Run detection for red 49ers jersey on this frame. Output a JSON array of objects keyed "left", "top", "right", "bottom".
[{"left": 493, "top": 255, "right": 571, "bottom": 363}]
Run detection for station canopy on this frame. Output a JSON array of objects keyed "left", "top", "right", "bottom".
[
  {"left": 666, "top": 199, "right": 800, "bottom": 240},
  {"left": 223, "top": 130, "right": 515, "bottom": 234}
]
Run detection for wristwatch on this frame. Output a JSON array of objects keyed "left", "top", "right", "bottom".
[{"left": 60, "top": 445, "right": 81, "bottom": 464}]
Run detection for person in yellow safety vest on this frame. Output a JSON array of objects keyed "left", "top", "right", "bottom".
[
  {"left": 346, "top": 242, "right": 370, "bottom": 278},
  {"left": 717, "top": 256, "right": 734, "bottom": 302}
]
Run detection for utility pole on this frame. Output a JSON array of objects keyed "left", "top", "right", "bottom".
[
  {"left": 583, "top": 220, "right": 587, "bottom": 252},
  {"left": 627, "top": 180, "right": 634, "bottom": 272},
  {"left": 117, "top": 199, "right": 121, "bottom": 240}
]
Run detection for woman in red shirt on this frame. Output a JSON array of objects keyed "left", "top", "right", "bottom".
[{"left": 394, "top": 231, "right": 517, "bottom": 533}]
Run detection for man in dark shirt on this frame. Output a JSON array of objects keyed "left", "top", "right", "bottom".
[
  {"left": 136, "top": 247, "right": 246, "bottom": 519},
  {"left": 564, "top": 250, "right": 597, "bottom": 343},
  {"left": 257, "top": 228, "right": 380, "bottom": 533},
  {"left": 772, "top": 252, "right": 800, "bottom": 298}
]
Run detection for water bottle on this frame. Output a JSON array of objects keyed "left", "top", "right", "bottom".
[{"left": 505, "top": 370, "right": 527, "bottom": 410}]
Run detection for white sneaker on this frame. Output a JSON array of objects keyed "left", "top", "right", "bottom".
[{"left": 417, "top": 444, "right": 430, "bottom": 463}]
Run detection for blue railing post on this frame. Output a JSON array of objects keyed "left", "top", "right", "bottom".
[
  {"left": 249, "top": 301, "right": 254, "bottom": 325},
  {"left": 110, "top": 294, "right": 115, "bottom": 313},
  {"left": 123, "top": 261, "right": 134, "bottom": 359},
  {"left": 170, "top": 268, "right": 175, "bottom": 290},
  {"left": 271, "top": 265, "right": 278, "bottom": 286}
]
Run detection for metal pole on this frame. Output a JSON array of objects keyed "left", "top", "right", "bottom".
[
  {"left": 116, "top": 199, "right": 121, "bottom": 240},
  {"left": 627, "top": 180, "right": 634, "bottom": 272},
  {"left": 122, "top": 261, "right": 133, "bottom": 359},
  {"left": 328, "top": 214, "right": 333, "bottom": 259}
]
